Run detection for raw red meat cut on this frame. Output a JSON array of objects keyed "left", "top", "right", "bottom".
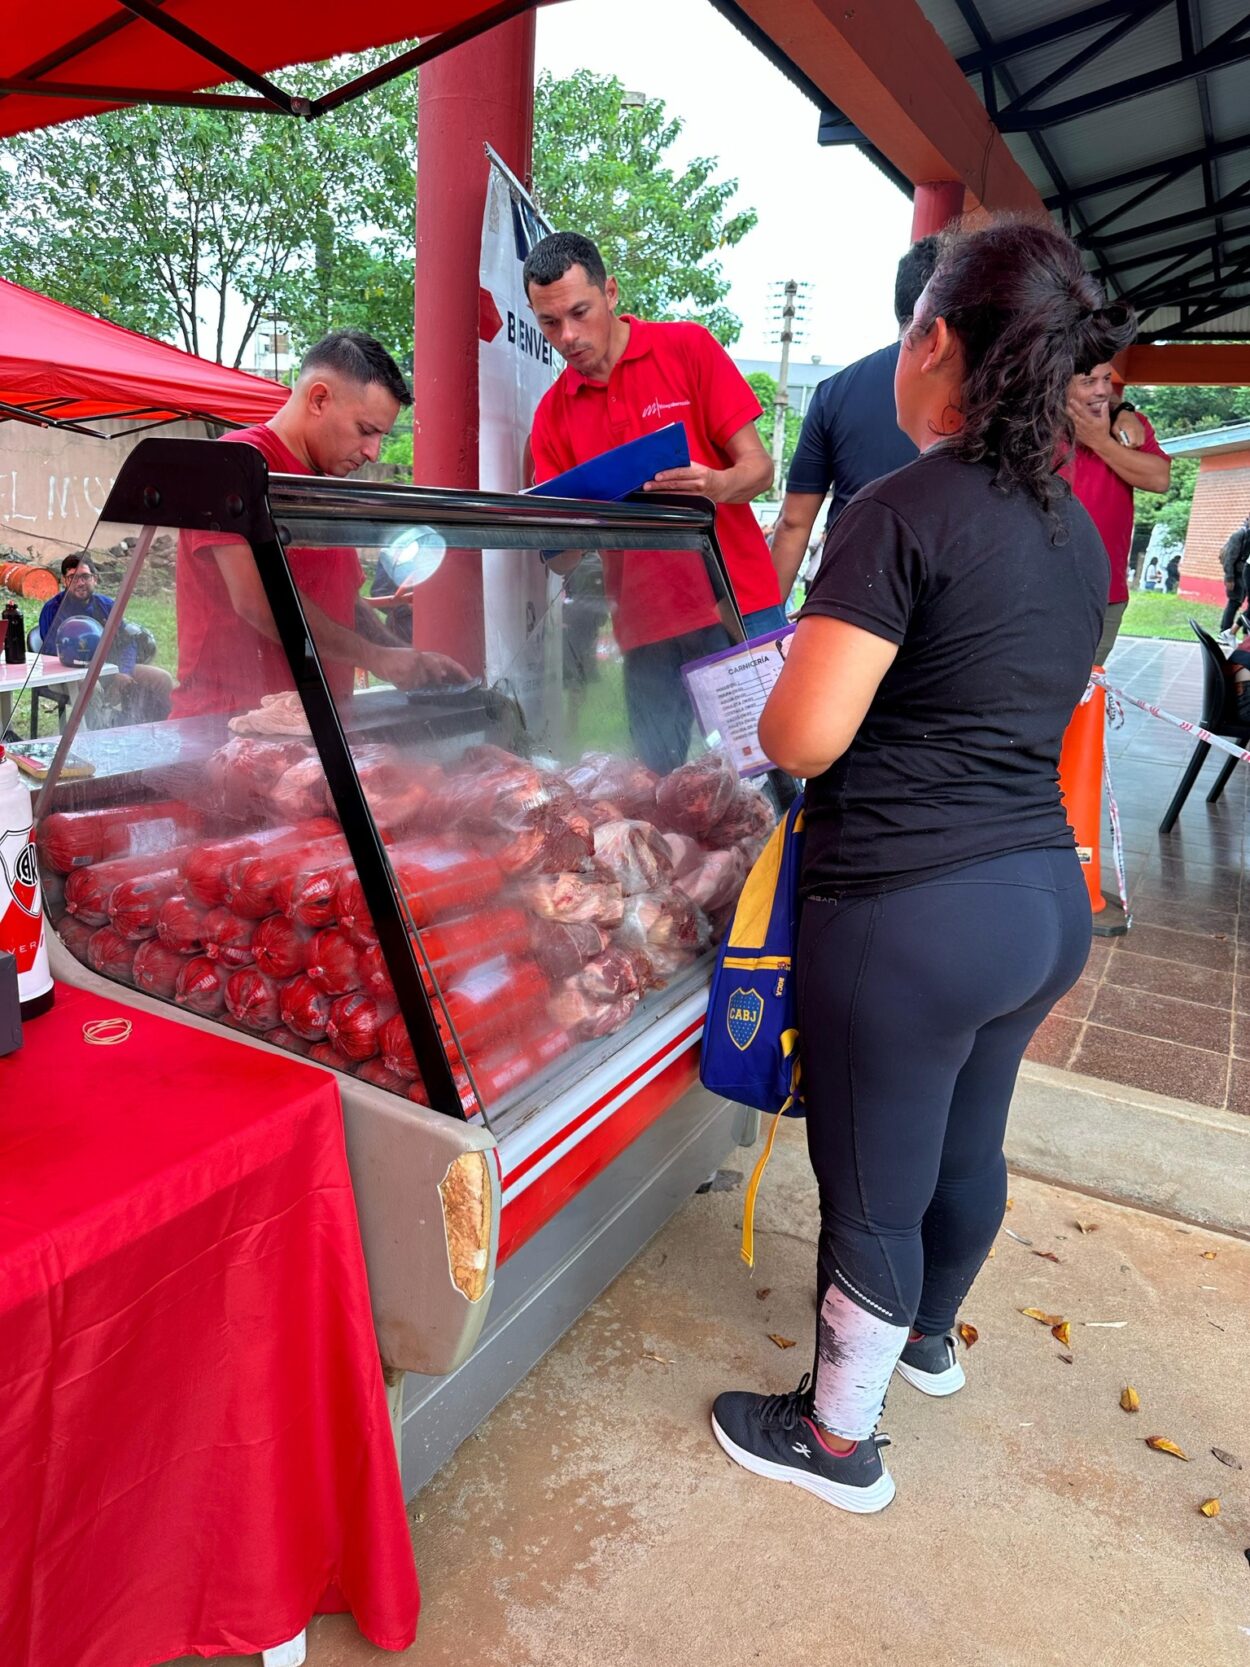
[
  {"left": 180, "top": 820, "right": 339, "bottom": 908},
  {"left": 653, "top": 753, "right": 738, "bottom": 838},
  {"left": 226, "top": 834, "right": 347, "bottom": 919},
  {"left": 488, "top": 805, "right": 595, "bottom": 877},
  {"left": 86, "top": 926, "right": 138, "bottom": 983},
  {"left": 355, "top": 1058, "right": 412, "bottom": 1094},
  {"left": 269, "top": 755, "right": 333, "bottom": 822},
  {"left": 252, "top": 913, "right": 311, "bottom": 979},
  {"left": 326, "top": 991, "right": 395, "bottom": 1061},
  {"left": 368, "top": 762, "right": 448, "bottom": 837},
  {"left": 38, "top": 801, "right": 202, "bottom": 874},
  {"left": 303, "top": 927, "right": 363, "bottom": 995},
  {"left": 224, "top": 968, "right": 284, "bottom": 1032},
  {"left": 672, "top": 847, "right": 747, "bottom": 915},
  {"left": 278, "top": 973, "right": 333, "bottom": 1041},
  {"left": 132, "top": 939, "right": 186, "bottom": 998},
  {"left": 644, "top": 945, "right": 699, "bottom": 984},
  {"left": 618, "top": 889, "right": 710, "bottom": 952},
  {"left": 156, "top": 895, "right": 211, "bottom": 955},
  {"left": 661, "top": 832, "right": 703, "bottom": 879},
  {"left": 563, "top": 754, "right": 659, "bottom": 820},
  {"left": 528, "top": 918, "right": 606, "bottom": 981},
  {"left": 108, "top": 869, "right": 182, "bottom": 941},
  {"left": 517, "top": 872, "right": 624, "bottom": 927},
  {"left": 57, "top": 914, "right": 97, "bottom": 961},
  {"left": 573, "top": 946, "right": 644, "bottom": 1002},
  {"left": 201, "top": 908, "right": 257, "bottom": 969},
  {"left": 263, "top": 1026, "right": 311, "bottom": 1058},
  {"left": 592, "top": 819, "right": 674, "bottom": 896},
  {"left": 357, "top": 941, "right": 396, "bottom": 1002},
  {"left": 706, "top": 786, "right": 776, "bottom": 852},
  {"left": 175, "top": 955, "right": 227, "bottom": 1015},
  {"left": 547, "top": 982, "right": 639, "bottom": 1041},
  {"left": 307, "top": 1041, "right": 356, "bottom": 1072},
  {"left": 206, "top": 736, "right": 312, "bottom": 821},
  {"left": 421, "top": 907, "right": 531, "bottom": 978}
]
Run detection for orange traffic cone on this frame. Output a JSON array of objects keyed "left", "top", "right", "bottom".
[{"left": 1057, "top": 668, "right": 1126, "bottom": 935}]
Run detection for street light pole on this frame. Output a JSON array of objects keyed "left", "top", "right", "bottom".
[{"left": 768, "top": 279, "right": 808, "bottom": 498}]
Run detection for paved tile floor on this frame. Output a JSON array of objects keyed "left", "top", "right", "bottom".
[{"left": 1025, "top": 635, "right": 1246, "bottom": 1112}]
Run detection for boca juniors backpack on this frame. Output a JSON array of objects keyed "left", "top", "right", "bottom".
[{"left": 700, "top": 794, "right": 805, "bottom": 1268}]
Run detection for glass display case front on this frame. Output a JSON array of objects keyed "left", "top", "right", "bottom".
[{"left": 25, "top": 438, "right": 783, "bottom": 1131}]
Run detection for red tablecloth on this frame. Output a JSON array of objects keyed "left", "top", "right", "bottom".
[{"left": 0, "top": 983, "right": 419, "bottom": 1667}]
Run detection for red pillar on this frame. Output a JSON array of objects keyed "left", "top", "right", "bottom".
[
  {"left": 409, "top": 14, "right": 536, "bottom": 671},
  {"left": 911, "top": 180, "right": 965, "bottom": 240}
]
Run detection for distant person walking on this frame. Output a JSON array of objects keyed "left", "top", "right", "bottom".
[{"left": 1219, "top": 513, "right": 1250, "bottom": 645}]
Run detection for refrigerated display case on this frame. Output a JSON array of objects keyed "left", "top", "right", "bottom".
[{"left": 26, "top": 436, "right": 777, "bottom": 1492}]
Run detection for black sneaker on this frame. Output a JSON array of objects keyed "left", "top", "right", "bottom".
[
  {"left": 893, "top": 1331, "right": 965, "bottom": 1397},
  {"left": 711, "top": 1375, "right": 895, "bottom": 1514}
]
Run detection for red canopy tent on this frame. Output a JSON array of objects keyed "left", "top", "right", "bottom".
[{"left": 0, "top": 275, "right": 285, "bottom": 433}]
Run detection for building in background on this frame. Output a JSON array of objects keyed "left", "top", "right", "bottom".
[
  {"left": 732, "top": 355, "right": 842, "bottom": 422},
  {"left": 1161, "top": 422, "right": 1250, "bottom": 603}
]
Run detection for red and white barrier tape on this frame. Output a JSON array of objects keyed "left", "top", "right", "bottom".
[
  {"left": 1091, "top": 671, "right": 1250, "bottom": 768},
  {"left": 1084, "top": 677, "right": 1132, "bottom": 927}
]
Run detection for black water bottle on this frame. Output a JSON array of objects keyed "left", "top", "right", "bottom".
[{"left": 3, "top": 602, "right": 25, "bottom": 665}]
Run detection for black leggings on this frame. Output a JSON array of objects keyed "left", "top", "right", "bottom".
[{"left": 799, "top": 847, "right": 1091, "bottom": 1338}]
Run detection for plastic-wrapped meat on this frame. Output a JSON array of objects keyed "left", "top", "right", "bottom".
[
  {"left": 156, "top": 895, "right": 211, "bottom": 955},
  {"left": 308, "top": 1041, "right": 356, "bottom": 1072},
  {"left": 421, "top": 907, "right": 531, "bottom": 979},
  {"left": 252, "top": 913, "right": 312, "bottom": 980},
  {"left": 269, "top": 755, "right": 334, "bottom": 822},
  {"left": 377, "top": 1013, "right": 420, "bottom": 1082},
  {"left": 273, "top": 847, "right": 354, "bottom": 929},
  {"left": 672, "top": 847, "right": 747, "bottom": 915},
  {"left": 449, "top": 751, "right": 576, "bottom": 836},
  {"left": 303, "top": 927, "right": 363, "bottom": 995},
  {"left": 352, "top": 841, "right": 503, "bottom": 928},
  {"left": 181, "top": 820, "right": 340, "bottom": 909},
  {"left": 573, "top": 946, "right": 644, "bottom": 1002},
  {"left": 661, "top": 832, "right": 703, "bottom": 880},
  {"left": 87, "top": 926, "right": 138, "bottom": 983},
  {"left": 226, "top": 834, "right": 347, "bottom": 920},
  {"left": 131, "top": 939, "right": 186, "bottom": 998},
  {"left": 279, "top": 973, "right": 333, "bottom": 1041},
  {"left": 547, "top": 982, "right": 639, "bottom": 1041},
  {"left": 528, "top": 918, "right": 606, "bottom": 981},
  {"left": 326, "top": 991, "right": 395, "bottom": 1062},
  {"left": 369, "top": 762, "right": 448, "bottom": 837},
  {"left": 706, "top": 786, "right": 777, "bottom": 852},
  {"left": 108, "top": 869, "right": 182, "bottom": 941},
  {"left": 563, "top": 753, "right": 659, "bottom": 820},
  {"left": 205, "top": 736, "right": 313, "bottom": 822},
  {"left": 646, "top": 945, "right": 700, "bottom": 984},
  {"left": 489, "top": 805, "right": 595, "bottom": 877},
  {"left": 38, "top": 801, "right": 203, "bottom": 875},
  {"left": 57, "top": 913, "right": 98, "bottom": 962},
  {"left": 517, "top": 872, "right": 624, "bottom": 927},
  {"left": 618, "top": 889, "right": 710, "bottom": 952},
  {"left": 263, "top": 1026, "right": 312, "bottom": 1058},
  {"left": 65, "top": 853, "right": 167, "bottom": 929},
  {"left": 334, "top": 877, "right": 378, "bottom": 949},
  {"left": 443, "top": 956, "right": 550, "bottom": 1049},
  {"left": 357, "top": 941, "right": 395, "bottom": 1003},
  {"left": 201, "top": 908, "right": 256, "bottom": 970},
  {"left": 175, "top": 955, "right": 227, "bottom": 1015},
  {"left": 224, "top": 968, "right": 284, "bottom": 1032},
  {"left": 653, "top": 752, "right": 738, "bottom": 838},
  {"left": 592, "top": 819, "right": 675, "bottom": 896},
  {"left": 355, "top": 1057, "right": 412, "bottom": 1094}
]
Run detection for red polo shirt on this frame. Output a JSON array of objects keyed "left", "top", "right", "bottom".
[
  {"left": 530, "top": 317, "right": 781, "bottom": 652},
  {"left": 1064, "top": 412, "right": 1167, "bottom": 607},
  {"left": 171, "top": 425, "right": 364, "bottom": 718}
]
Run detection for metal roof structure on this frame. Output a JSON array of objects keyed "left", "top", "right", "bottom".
[
  {"left": 1159, "top": 417, "right": 1250, "bottom": 453},
  {"left": 718, "top": 0, "right": 1250, "bottom": 345}
]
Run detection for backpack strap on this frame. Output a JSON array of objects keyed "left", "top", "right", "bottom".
[{"left": 739, "top": 1031, "right": 800, "bottom": 1269}]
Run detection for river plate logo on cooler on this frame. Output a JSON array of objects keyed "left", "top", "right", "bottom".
[
  {"left": 727, "top": 986, "right": 764, "bottom": 1052},
  {"left": 0, "top": 826, "right": 44, "bottom": 973}
]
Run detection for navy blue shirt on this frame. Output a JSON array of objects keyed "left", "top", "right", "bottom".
[
  {"left": 786, "top": 342, "right": 918, "bottom": 526},
  {"left": 37, "top": 590, "right": 137, "bottom": 674}
]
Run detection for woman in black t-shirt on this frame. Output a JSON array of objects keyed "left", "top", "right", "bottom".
[{"left": 711, "top": 220, "right": 1136, "bottom": 1515}]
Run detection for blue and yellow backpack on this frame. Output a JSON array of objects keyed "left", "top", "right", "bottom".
[{"left": 700, "top": 794, "right": 805, "bottom": 1268}]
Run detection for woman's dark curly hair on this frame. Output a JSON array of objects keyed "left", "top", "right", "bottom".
[{"left": 909, "top": 217, "right": 1138, "bottom": 529}]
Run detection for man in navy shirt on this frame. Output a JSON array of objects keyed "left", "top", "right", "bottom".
[
  {"left": 770, "top": 237, "right": 940, "bottom": 604},
  {"left": 38, "top": 553, "right": 172, "bottom": 722}
]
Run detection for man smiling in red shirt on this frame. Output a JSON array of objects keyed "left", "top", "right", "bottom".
[{"left": 525, "top": 232, "right": 782, "bottom": 771}]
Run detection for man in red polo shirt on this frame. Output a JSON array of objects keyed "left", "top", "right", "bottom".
[
  {"left": 172, "top": 331, "right": 465, "bottom": 719},
  {"left": 1064, "top": 359, "right": 1170, "bottom": 665},
  {"left": 524, "top": 232, "right": 782, "bottom": 772}
]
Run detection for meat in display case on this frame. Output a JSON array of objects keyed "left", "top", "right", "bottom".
[{"left": 29, "top": 438, "right": 781, "bottom": 1491}]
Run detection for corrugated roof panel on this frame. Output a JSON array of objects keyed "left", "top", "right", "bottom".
[{"left": 990, "top": 6, "right": 1180, "bottom": 106}]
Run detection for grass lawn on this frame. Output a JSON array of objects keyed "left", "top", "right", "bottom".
[{"left": 1120, "top": 590, "right": 1224, "bottom": 642}]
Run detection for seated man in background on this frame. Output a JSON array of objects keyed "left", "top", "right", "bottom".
[{"left": 37, "top": 552, "right": 173, "bottom": 723}]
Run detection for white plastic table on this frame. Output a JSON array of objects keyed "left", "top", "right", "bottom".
[{"left": 0, "top": 655, "right": 115, "bottom": 736}]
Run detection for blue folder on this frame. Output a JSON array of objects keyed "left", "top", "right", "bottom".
[{"left": 526, "top": 422, "right": 690, "bottom": 502}]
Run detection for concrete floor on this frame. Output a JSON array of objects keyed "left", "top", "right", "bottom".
[{"left": 173, "top": 1117, "right": 1250, "bottom": 1667}]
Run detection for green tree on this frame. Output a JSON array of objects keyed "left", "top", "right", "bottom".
[
  {"left": 1126, "top": 383, "right": 1250, "bottom": 546},
  {"left": 531, "top": 70, "right": 756, "bottom": 344},
  {"left": 745, "top": 371, "right": 802, "bottom": 490}
]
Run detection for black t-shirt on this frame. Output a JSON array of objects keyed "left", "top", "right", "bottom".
[
  {"left": 786, "top": 342, "right": 918, "bottom": 526},
  {"left": 798, "top": 449, "right": 1109, "bottom": 897}
]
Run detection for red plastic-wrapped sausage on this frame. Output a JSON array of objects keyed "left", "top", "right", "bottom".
[
  {"left": 132, "top": 939, "right": 187, "bottom": 999},
  {"left": 263, "top": 1025, "right": 312, "bottom": 1058},
  {"left": 279, "top": 973, "right": 333, "bottom": 1041},
  {"left": 201, "top": 907, "right": 256, "bottom": 969},
  {"left": 252, "top": 914, "right": 311, "bottom": 979},
  {"left": 443, "top": 955, "right": 550, "bottom": 1049},
  {"left": 108, "top": 869, "right": 182, "bottom": 941},
  {"left": 391, "top": 841, "right": 504, "bottom": 927},
  {"left": 86, "top": 926, "right": 138, "bottom": 983},
  {"left": 181, "top": 819, "right": 340, "bottom": 908},
  {"left": 38, "top": 801, "right": 203, "bottom": 875},
  {"left": 226, "top": 834, "right": 348, "bottom": 920},
  {"left": 303, "top": 927, "right": 363, "bottom": 995},
  {"left": 307, "top": 1040, "right": 356, "bottom": 1072},
  {"left": 326, "top": 991, "right": 395, "bottom": 1062},
  {"left": 377, "top": 1013, "right": 419, "bottom": 1081},
  {"left": 175, "top": 955, "right": 227, "bottom": 1015},
  {"left": 156, "top": 894, "right": 211, "bottom": 955},
  {"left": 224, "top": 968, "right": 284, "bottom": 1032},
  {"left": 57, "top": 914, "right": 97, "bottom": 962},
  {"left": 273, "top": 846, "right": 354, "bottom": 929},
  {"left": 357, "top": 942, "right": 395, "bottom": 1003},
  {"left": 421, "top": 907, "right": 531, "bottom": 979},
  {"left": 65, "top": 851, "right": 181, "bottom": 928},
  {"left": 355, "top": 1058, "right": 413, "bottom": 1094}
]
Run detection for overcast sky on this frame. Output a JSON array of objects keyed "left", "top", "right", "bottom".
[{"left": 536, "top": 0, "right": 915, "bottom": 370}]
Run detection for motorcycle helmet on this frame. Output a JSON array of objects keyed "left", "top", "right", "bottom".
[{"left": 54, "top": 615, "right": 104, "bottom": 668}]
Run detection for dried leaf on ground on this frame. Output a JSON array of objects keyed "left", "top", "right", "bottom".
[
  {"left": 755, "top": 1287, "right": 772, "bottom": 1301},
  {"left": 1120, "top": 1386, "right": 1141, "bottom": 1413},
  {"left": 1074, "top": 1221, "right": 1099, "bottom": 1234},
  {"left": 1201, "top": 1250, "right": 1218, "bottom": 1260},
  {"left": 1145, "top": 1436, "right": 1189, "bottom": 1461},
  {"left": 958, "top": 1322, "right": 979, "bottom": 1349},
  {"left": 1033, "top": 1250, "right": 1062, "bottom": 1263},
  {"left": 1051, "top": 1320, "right": 1072, "bottom": 1347},
  {"left": 1212, "top": 1448, "right": 1242, "bottom": 1470},
  {"left": 1020, "top": 1307, "right": 1064, "bottom": 1326},
  {"left": 1006, "top": 1197, "right": 1014, "bottom": 1210},
  {"left": 641, "top": 1350, "right": 672, "bottom": 1365},
  {"left": 767, "top": 1334, "right": 797, "bottom": 1350},
  {"left": 1199, "top": 1498, "right": 1221, "bottom": 1517}
]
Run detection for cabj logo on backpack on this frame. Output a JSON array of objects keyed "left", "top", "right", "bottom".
[{"left": 700, "top": 793, "right": 805, "bottom": 1268}]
